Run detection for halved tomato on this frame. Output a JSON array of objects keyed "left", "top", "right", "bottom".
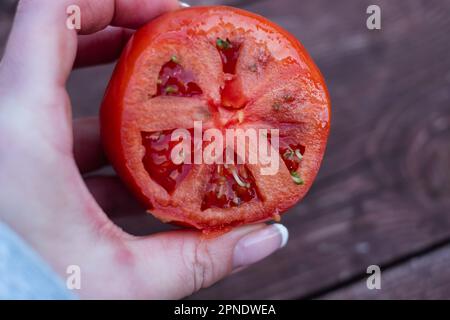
[{"left": 100, "top": 6, "right": 331, "bottom": 233}]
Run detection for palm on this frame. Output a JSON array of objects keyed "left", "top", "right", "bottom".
[{"left": 0, "top": 0, "right": 286, "bottom": 299}]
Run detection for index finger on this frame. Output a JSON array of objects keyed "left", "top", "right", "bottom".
[{"left": 1, "top": 0, "right": 181, "bottom": 89}]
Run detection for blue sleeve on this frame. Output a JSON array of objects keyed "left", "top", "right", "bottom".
[{"left": 0, "top": 222, "right": 76, "bottom": 300}]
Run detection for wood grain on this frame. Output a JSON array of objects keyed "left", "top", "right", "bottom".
[
  {"left": 1, "top": 0, "right": 449, "bottom": 299},
  {"left": 190, "top": 0, "right": 450, "bottom": 299},
  {"left": 322, "top": 243, "right": 450, "bottom": 299}
]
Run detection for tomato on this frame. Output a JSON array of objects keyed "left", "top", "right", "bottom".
[{"left": 100, "top": 6, "right": 331, "bottom": 233}]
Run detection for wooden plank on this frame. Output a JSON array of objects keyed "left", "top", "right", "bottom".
[
  {"left": 191, "top": 192, "right": 450, "bottom": 299},
  {"left": 2, "top": 0, "right": 450, "bottom": 300},
  {"left": 322, "top": 243, "right": 450, "bottom": 299},
  {"left": 190, "top": 0, "right": 450, "bottom": 299}
]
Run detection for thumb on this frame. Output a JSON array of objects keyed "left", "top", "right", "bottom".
[{"left": 127, "top": 223, "right": 289, "bottom": 299}]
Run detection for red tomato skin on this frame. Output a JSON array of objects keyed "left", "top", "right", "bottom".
[{"left": 100, "top": 6, "right": 331, "bottom": 232}]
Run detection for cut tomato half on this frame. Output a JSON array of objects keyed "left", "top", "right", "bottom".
[{"left": 100, "top": 6, "right": 331, "bottom": 233}]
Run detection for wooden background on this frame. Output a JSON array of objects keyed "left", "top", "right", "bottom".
[{"left": 1, "top": 0, "right": 449, "bottom": 299}]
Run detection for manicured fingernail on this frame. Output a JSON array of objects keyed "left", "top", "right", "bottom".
[
  {"left": 233, "top": 224, "right": 288, "bottom": 269},
  {"left": 179, "top": 1, "right": 190, "bottom": 8}
]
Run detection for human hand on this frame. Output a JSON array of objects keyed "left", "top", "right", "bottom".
[{"left": 0, "top": 0, "right": 288, "bottom": 299}]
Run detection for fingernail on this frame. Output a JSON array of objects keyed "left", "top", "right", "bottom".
[
  {"left": 179, "top": 1, "right": 190, "bottom": 8},
  {"left": 233, "top": 224, "right": 288, "bottom": 269}
]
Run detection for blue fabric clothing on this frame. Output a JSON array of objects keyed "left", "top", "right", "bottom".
[{"left": 0, "top": 222, "right": 76, "bottom": 300}]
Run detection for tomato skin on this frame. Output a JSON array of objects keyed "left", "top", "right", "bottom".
[{"left": 100, "top": 6, "right": 331, "bottom": 233}]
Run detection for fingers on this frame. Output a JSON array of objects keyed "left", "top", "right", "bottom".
[
  {"left": 1, "top": 0, "right": 180, "bottom": 89},
  {"left": 109, "top": 0, "right": 180, "bottom": 30},
  {"left": 75, "top": 26, "right": 134, "bottom": 68},
  {"left": 1, "top": 0, "right": 76, "bottom": 89},
  {"left": 73, "top": 117, "right": 107, "bottom": 173},
  {"left": 128, "top": 224, "right": 289, "bottom": 299}
]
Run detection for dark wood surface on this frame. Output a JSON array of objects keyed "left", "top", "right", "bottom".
[
  {"left": 323, "top": 243, "right": 450, "bottom": 299},
  {"left": 1, "top": 0, "right": 449, "bottom": 299}
]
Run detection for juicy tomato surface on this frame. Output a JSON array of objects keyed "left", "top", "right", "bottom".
[{"left": 100, "top": 6, "right": 331, "bottom": 233}]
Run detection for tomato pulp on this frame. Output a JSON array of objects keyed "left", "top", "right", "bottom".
[{"left": 100, "top": 6, "right": 331, "bottom": 233}]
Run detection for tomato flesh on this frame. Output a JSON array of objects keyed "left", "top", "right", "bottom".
[
  {"left": 141, "top": 130, "right": 192, "bottom": 194},
  {"left": 144, "top": 43, "right": 305, "bottom": 209},
  {"left": 201, "top": 163, "right": 258, "bottom": 210},
  {"left": 156, "top": 59, "right": 203, "bottom": 97}
]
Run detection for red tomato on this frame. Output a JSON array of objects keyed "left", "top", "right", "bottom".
[{"left": 100, "top": 6, "right": 331, "bottom": 233}]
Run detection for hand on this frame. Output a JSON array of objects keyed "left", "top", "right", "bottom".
[{"left": 0, "top": 0, "right": 288, "bottom": 299}]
